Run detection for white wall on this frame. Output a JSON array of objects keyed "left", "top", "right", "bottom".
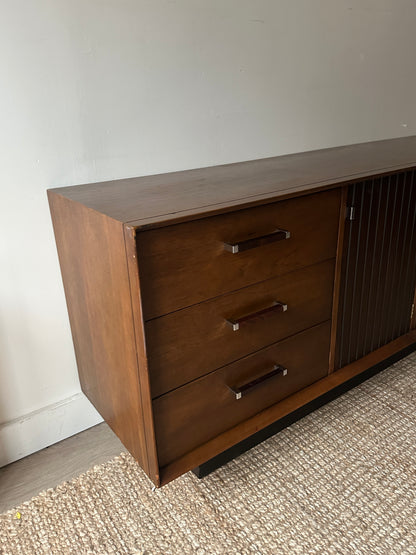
[{"left": 1, "top": 0, "right": 415, "bottom": 466}]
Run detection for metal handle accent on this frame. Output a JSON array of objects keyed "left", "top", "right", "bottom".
[
  {"left": 229, "top": 365, "right": 288, "bottom": 400},
  {"left": 224, "top": 228, "right": 291, "bottom": 254},
  {"left": 226, "top": 301, "right": 288, "bottom": 331}
]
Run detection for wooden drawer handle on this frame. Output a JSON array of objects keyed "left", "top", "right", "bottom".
[
  {"left": 229, "top": 364, "right": 288, "bottom": 400},
  {"left": 224, "top": 228, "right": 291, "bottom": 254},
  {"left": 226, "top": 301, "right": 288, "bottom": 331}
]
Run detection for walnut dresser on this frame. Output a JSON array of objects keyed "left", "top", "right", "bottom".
[{"left": 48, "top": 136, "right": 416, "bottom": 487}]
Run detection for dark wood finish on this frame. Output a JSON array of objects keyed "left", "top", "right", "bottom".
[
  {"left": 161, "top": 330, "right": 416, "bottom": 485},
  {"left": 329, "top": 186, "right": 349, "bottom": 372},
  {"left": 47, "top": 192, "right": 151, "bottom": 475},
  {"left": 153, "top": 322, "right": 331, "bottom": 467},
  {"left": 193, "top": 340, "right": 416, "bottom": 479},
  {"left": 146, "top": 260, "right": 335, "bottom": 398},
  {"left": 48, "top": 136, "right": 416, "bottom": 229},
  {"left": 336, "top": 171, "right": 416, "bottom": 369},
  {"left": 47, "top": 136, "right": 416, "bottom": 488},
  {"left": 138, "top": 189, "right": 341, "bottom": 319},
  {"left": 411, "top": 288, "right": 416, "bottom": 330}
]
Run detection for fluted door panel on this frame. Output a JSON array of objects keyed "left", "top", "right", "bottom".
[{"left": 336, "top": 170, "right": 416, "bottom": 370}]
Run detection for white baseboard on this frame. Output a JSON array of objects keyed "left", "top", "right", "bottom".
[{"left": 0, "top": 393, "right": 103, "bottom": 468}]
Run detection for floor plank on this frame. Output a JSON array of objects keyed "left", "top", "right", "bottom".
[{"left": 0, "top": 423, "right": 123, "bottom": 513}]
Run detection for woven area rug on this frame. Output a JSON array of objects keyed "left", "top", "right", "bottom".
[{"left": 1, "top": 354, "right": 416, "bottom": 554}]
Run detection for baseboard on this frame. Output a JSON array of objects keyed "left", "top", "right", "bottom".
[{"left": 0, "top": 393, "right": 103, "bottom": 468}]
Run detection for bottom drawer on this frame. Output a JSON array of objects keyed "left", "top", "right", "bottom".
[{"left": 153, "top": 321, "right": 331, "bottom": 467}]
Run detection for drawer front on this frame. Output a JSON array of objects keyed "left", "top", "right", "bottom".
[
  {"left": 153, "top": 322, "right": 331, "bottom": 467},
  {"left": 138, "top": 189, "right": 341, "bottom": 320},
  {"left": 147, "top": 259, "right": 335, "bottom": 398}
]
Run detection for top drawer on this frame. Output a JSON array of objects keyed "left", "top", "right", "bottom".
[{"left": 138, "top": 189, "right": 341, "bottom": 319}]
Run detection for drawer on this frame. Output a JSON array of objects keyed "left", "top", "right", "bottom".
[
  {"left": 147, "top": 259, "right": 335, "bottom": 398},
  {"left": 138, "top": 189, "right": 341, "bottom": 319},
  {"left": 153, "top": 321, "right": 331, "bottom": 467}
]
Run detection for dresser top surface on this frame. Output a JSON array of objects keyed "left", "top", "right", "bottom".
[{"left": 48, "top": 135, "right": 416, "bottom": 229}]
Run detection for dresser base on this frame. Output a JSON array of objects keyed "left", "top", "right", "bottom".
[{"left": 192, "top": 341, "right": 416, "bottom": 479}]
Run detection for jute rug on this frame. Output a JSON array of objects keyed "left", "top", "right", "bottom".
[{"left": 1, "top": 354, "right": 416, "bottom": 555}]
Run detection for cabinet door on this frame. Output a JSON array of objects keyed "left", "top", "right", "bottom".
[{"left": 336, "top": 170, "right": 416, "bottom": 369}]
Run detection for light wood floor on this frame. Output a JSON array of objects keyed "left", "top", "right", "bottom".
[{"left": 0, "top": 423, "right": 124, "bottom": 513}]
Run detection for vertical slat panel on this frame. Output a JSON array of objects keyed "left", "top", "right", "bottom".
[
  {"left": 346, "top": 185, "right": 366, "bottom": 363},
  {"left": 391, "top": 171, "right": 414, "bottom": 339},
  {"left": 335, "top": 170, "right": 416, "bottom": 369},
  {"left": 389, "top": 174, "right": 409, "bottom": 339},
  {"left": 370, "top": 174, "right": 392, "bottom": 352},
  {"left": 361, "top": 178, "right": 383, "bottom": 357},
  {"left": 336, "top": 185, "right": 356, "bottom": 369},
  {"left": 376, "top": 174, "right": 399, "bottom": 349},
  {"left": 398, "top": 170, "right": 416, "bottom": 336},
  {"left": 354, "top": 180, "right": 375, "bottom": 361}
]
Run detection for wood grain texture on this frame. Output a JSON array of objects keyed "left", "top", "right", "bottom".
[
  {"left": 47, "top": 192, "right": 149, "bottom": 473},
  {"left": 138, "top": 189, "right": 341, "bottom": 319},
  {"left": 48, "top": 136, "right": 416, "bottom": 229},
  {"left": 154, "top": 322, "right": 331, "bottom": 467},
  {"left": 159, "top": 329, "right": 416, "bottom": 485},
  {"left": 147, "top": 260, "right": 335, "bottom": 398}
]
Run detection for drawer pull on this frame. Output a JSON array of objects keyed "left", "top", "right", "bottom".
[
  {"left": 230, "top": 364, "right": 288, "bottom": 400},
  {"left": 226, "top": 301, "right": 288, "bottom": 331},
  {"left": 224, "top": 228, "right": 290, "bottom": 254}
]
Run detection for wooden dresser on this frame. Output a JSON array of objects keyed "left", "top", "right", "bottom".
[{"left": 48, "top": 136, "right": 416, "bottom": 487}]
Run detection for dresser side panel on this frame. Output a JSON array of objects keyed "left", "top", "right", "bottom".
[{"left": 47, "top": 191, "right": 149, "bottom": 475}]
